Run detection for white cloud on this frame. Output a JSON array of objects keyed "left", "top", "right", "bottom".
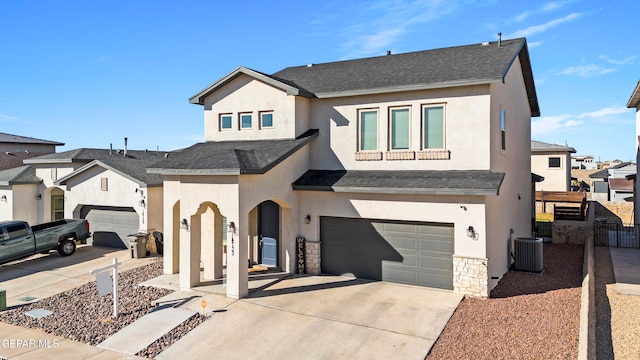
[
  {"left": 512, "top": 1, "right": 571, "bottom": 23},
  {"left": 578, "top": 106, "right": 630, "bottom": 119},
  {"left": 0, "top": 113, "right": 18, "bottom": 122},
  {"left": 531, "top": 114, "right": 583, "bottom": 135},
  {"left": 509, "top": 12, "right": 582, "bottom": 38},
  {"left": 558, "top": 64, "right": 615, "bottom": 77},
  {"left": 598, "top": 54, "right": 637, "bottom": 65},
  {"left": 528, "top": 41, "right": 543, "bottom": 48},
  {"left": 339, "top": 0, "right": 459, "bottom": 58}
]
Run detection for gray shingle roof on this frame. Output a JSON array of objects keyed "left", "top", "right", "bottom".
[
  {"left": 0, "top": 152, "right": 51, "bottom": 171},
  {"left": 628, "top": 80, "right": 640, "bottom": 108},
  {"left": 589, "top": 162, "right": 636, "bottom": 179},
  {"left": 0, "top": 132, "right": 64, "bottom": 146},
  {"left": 531, "top": 140, "right": 576, "bottom": 153},
  {"left": 292, "top": 169, "right": 505, "bottom": 195},
  {"left": 147, "top": 129, "right": 318, "bottom": 175},
  {"left": 26, "top": 148, "right": 170, "bottom": 186},
  {"left": 191, "top": 38, "right": 539, "bottom": 117},
  {"left": 0, "top": 165, "right": 42, "bottom": 185}
]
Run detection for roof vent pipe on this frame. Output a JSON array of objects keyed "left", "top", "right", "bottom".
[
  {"left": 110, "top": 143, "right": 113, "bottom": 155},
  {"left": 124, "top": 137, "right": 128, "bottom": 157},
  {"left": 498, "top": 32, "right": 502, "bottom": 47},
  {"left": 386, "top": 50, "right": 391, "bottom": 55}
]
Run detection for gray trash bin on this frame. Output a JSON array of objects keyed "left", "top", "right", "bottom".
[{"left": 127, "top": 233, "right": 149, "bottom": 258}]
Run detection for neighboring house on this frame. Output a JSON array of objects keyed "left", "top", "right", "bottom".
[
  {"left": 531, "top": 140, "right": 576, "bottom": 191},
  {"left": 628, "top": 80, "right": 640, "bottom": 224},
  {"left": 148, "top": 37, "right": 540, "bottom": 299},
  {"left": 589, "top": 162, "right": 636, "bottom": 202},
  {"left": 571, "top": 155, "right": 597, "bottom": 170},
  {"left": 0, "top": 145, "right": 167, "bottom": 247},
  {"left": 0, "top": 132, "right": 64, "bottom": 171}
]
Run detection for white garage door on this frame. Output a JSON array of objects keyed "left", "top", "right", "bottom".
[{"left": 81, "top": 206, "right": 139, "bottom": 248}]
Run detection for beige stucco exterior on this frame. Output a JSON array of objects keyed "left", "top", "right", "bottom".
[
  {"left": 160, "top": 52, "right": 535, "bottom": 298},
  {"left": 532, "top": 152, "right": 572, "bottom": 191}
]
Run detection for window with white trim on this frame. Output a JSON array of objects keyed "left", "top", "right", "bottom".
[
  {"left": 220, "top": 114, "right": 232, "bottom": 130},
  {"left": 358, "top": 109, "right": 378, "bottom": 151},
  {"left": 389, "top": 107, "right": 410, "bottom": 150},
  {"left": 500, "top": 108, "right": 506, "bottom": 151},
  {"left": 260, "top": 111, "right": 273, "bottom": 128},
  {"left": 422, "top": 105, "right": 445, "bottom": 149},
  {"left": 240, "top": 113, "right": 252, "bottom": 129}
]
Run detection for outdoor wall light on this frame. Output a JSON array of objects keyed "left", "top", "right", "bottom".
[
  {"left": 35, "top": 194, "right": 42, "bottom": 200},
  {"left": 467, "top": 226, "right": 478, "bottom": 240},
  {"left": 0, "top": 195, "right": 6, "bottom": 202},
  {"left": 304, "top": 215, "right": 311, "bottom": 224},
  {"left": 139, "top": 199, "right": 146, "bottom": 208},
  {"left": 228, "top": 221, "right": 236, "bottom": 233},
  {"left": 180, "top": 218, "right": 189, "bottom": 230}
]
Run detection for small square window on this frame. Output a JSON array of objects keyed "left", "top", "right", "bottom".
[
  {"left": 220, "top": 114, "right": 232, "bottom": 130},
  {"left": 549, "top": 157, "right": 561, "bottom": 168},
  {"left": 240, "top": 113, "right": 252, "bottom": 129},
  {"left": 260, "top": 112, "right": 273, "bottom": 128}
]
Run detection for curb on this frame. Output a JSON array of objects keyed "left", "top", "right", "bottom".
[{"left": 577, "top": 236, "right": 595, "bottom": 360}]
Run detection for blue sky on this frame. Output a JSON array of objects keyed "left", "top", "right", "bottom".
[{"left": 0, "top": 0, "right": 637, "bottom": 161}]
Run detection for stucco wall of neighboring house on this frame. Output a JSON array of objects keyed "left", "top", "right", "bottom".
[
  {"left": 531, "top": 152, "right": 571, "bottom": 191},
  {"left": 306, "top": 85, "right": 492, "bottom": 171},
  {"left": 0, "top": 187, "right": 14, "bottom": 221},
  {"left": 146, "top": 186, "right": 163, "bottom": 234},
  {"left": 63, "top": 166, "right": 147, "bottom": 229},
  {"left": 11, "top": 184, "right": 40, "bottom": 224},
  {"left": 636, "top": 107, "right": 640, "bottom": 225},
  {"left": 35, "top": 165, "right": 76, "bottom": 189},
  {"left": 203, "top": 75, "right": 299, "bottom": 141},
  {"left": 0, "top": 143, "right": 57, "bottom": 153},
  {"left": 484, "top": 55, "right": 534, "bottom": 291}
]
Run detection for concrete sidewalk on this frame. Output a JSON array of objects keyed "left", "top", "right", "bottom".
[{"left": 609, "top": 247, "right": 640, "bottom": 295}]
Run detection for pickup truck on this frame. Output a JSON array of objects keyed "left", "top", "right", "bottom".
[{"left": 0, "top": 219, "right": 91, "bottom": 265}]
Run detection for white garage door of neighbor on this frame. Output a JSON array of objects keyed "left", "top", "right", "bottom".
[{"left": 82, "top": 207, "right": 139, "bottom": 248}]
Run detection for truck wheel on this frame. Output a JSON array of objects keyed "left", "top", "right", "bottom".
[{"left": 58, "top": 239, "right": 76, "bottom": 256}]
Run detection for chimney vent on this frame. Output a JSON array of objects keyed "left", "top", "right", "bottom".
[
  {"left": 386, "top": 50, "right": 391, "bottom": 55},
  {"left": 498, "top": 32, "right": 502, "bottom": 47},
  {"left": 110, "top": 143, "right": 113, "bottom": 155},
  {"left": 124, "top": 137, "right": 128, "bottom": 157}
]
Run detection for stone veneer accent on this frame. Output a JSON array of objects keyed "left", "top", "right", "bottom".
[
  {"left": 417, "top": 149, "right": 450, "bottom": 160},
  {"left": 354, "top": 151, "right": 383, "bottom": 161},
  {"left": 453, "top": 255, "right": 489, "bottom": 297},
  {"left": 305, "top": 240, "right": 321, "bottom": 275},
  {"left": 385, "top": 150, "right": 415, "bottom": 160}
]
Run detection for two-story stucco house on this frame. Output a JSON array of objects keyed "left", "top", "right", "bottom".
[
  {"left": 148, "top": 37, "right": 540, "bottom": 298},
  {"left": 531, "top": 140, "right": 576, "bottom": 192}
]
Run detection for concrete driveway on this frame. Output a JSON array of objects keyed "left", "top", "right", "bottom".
[
  {"left": 0, "top": 245, "right": 156, "bottom": 308},
  {"left": 157, "top": 275, "right": 462, "bottom": 360}
]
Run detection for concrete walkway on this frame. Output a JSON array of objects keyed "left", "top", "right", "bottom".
[{"left": 609, "top": 247, "right": 640, "bottom": 295}]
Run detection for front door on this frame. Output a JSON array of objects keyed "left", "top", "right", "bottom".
[{"left": 258, "top": 201, "right": 279, "bottom": 266}]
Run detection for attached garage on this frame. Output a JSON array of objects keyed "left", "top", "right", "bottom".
[
  {"left": 320, "top": 217, "right": 454, "bottom": 290},
  {"left": 81, "top": 206, "right": 140, "bottom": 248}
]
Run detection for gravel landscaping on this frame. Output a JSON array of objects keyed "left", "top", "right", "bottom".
[
  {"left": 0, "top": 259, "right": 173, "bottom": 345},
  {"left": 427, "top": 243, "right": 584, "bottom": 360}
]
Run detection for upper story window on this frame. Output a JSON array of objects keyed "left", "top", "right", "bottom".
[
  {"left": 422, "top": 105, "right": 444, "bottom": 149},
  {"left": 240, "top": 113, "right": 253, "bottom": 129},
  {"left": 500, "top": 108, "right": 506, "bottom": 151},
  {"left": 220, "top": 114, "right": 232, "bottom": 130},
  {"left": 260, "top": 111, "right": 273, "bottom": 128},
  {"left": 390, "top": 107, "right": 410, "bottom": 150},
  {"left": 358, "top": 109, "right": 378, "bottom": 151},
  {"left": 549, "top": 157, "right": 561, "bottom": 168}
]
